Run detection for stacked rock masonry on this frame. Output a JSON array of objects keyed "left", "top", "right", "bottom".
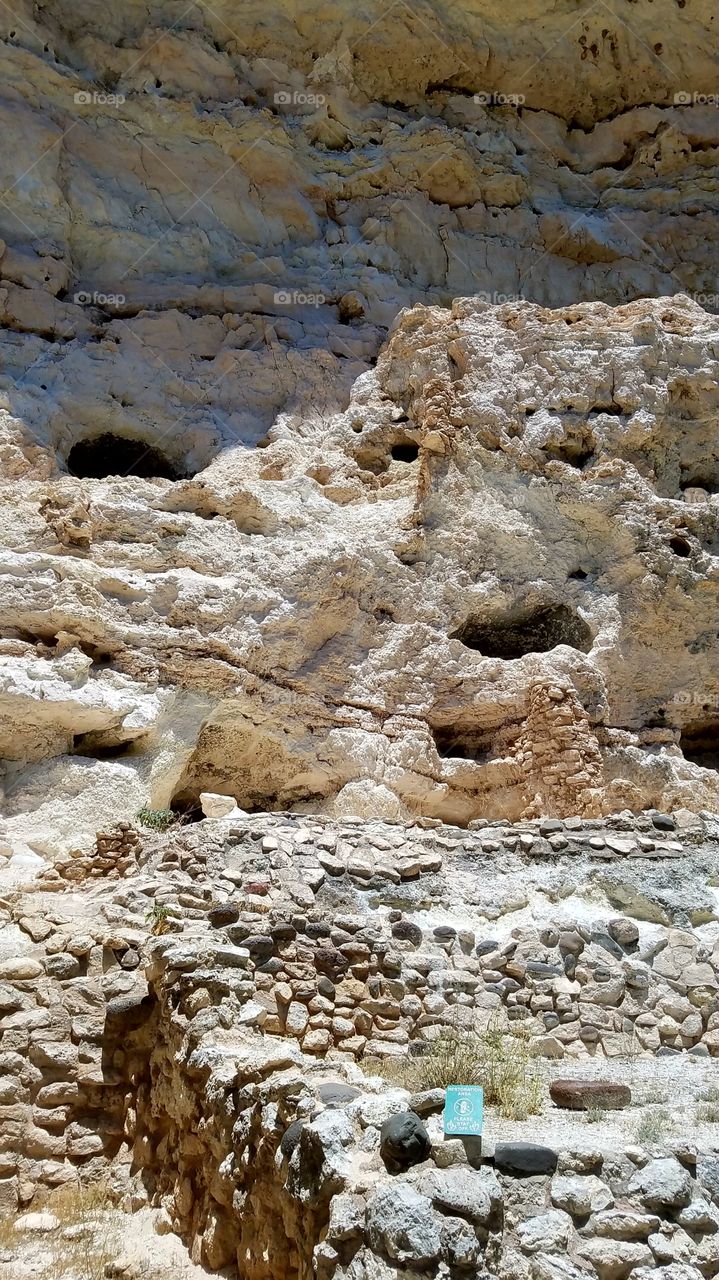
[{"left": 1, "top": 808, "right": 719, "bottom": 1279}]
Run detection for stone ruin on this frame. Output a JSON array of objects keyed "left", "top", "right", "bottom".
[{"left": 2, "top": 804, "right": 719, "bottom": 1278}]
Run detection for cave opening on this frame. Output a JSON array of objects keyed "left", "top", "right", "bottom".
[
  {"left": 391, "top": 441, "right": 420, "bottom": 463},
  {"left": 680, "top": 469, "right": 718, "bottom": 495},
  {"left": 669, "top": 534, "right": 692, "bottom": 558},
  {"left": 680, "top": 718, "right": 719, "bottom": 772},
  {"left": 451, "top": 603, "right": 592, "bottom": 659},
  {"left": 170, "top": 790, "right": 205, "bottom": 824},
  {"left": 67, "top": 434, "right": 183, "bottom": 480},
  {"left": 544, "top": 441, "right": 595, "bottom": 469},
  {"left": 71, "top": 732, "right": 140, "bottom": 759},
  {"left": 432, "top": 725, "right": 497, "bottom": 764}
]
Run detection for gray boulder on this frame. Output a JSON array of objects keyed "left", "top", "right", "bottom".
[
  {"left": 517, "top": 1210, "right": 573, "bottom": 1255},
  {"left": 421, "top": 1166, "right": 503, "bottom": 1226},
  {"left": 628, "top": 1158, "right": 693, "bottom": 1212},
  {"left": 440, "top": 1215, "right": 481, "bottom": 1268},
  {"left": 550, "top": 1174, "right": 613, "bottom": 1217},
  {"left": 697, "top": 1155, "right": 719, "bottom": 1206},
  {"left": 366, "top": 1183, "right": 441, "bottom": 1266}
]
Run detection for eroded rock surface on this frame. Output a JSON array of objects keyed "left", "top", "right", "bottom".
[
  {"left": 0, "top": 3, "right": 716, "bottom": 843},
  {"left": 1, "top": 295, "right": 718, "bottom": 847}
]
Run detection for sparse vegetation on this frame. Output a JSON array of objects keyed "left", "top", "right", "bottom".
[
  {"left": 696, "top": 1102, "right": 719, "bottom": 1124},
  {"left": 698, "top": 1084, "right": 719, "bottom": 1103},
  {"left": 135, "top": 805, "right": 177, "bottom": 832},
  {"left": 366, "top": 1017, "right": 543, "bottom": 1120},
  {"left": 145, "top": 902, "right": 171, "bottom": 935},
  {"left": 0, "top": 1180, "right": 118, "bottom": 1280},
  {"left": 634, "top": 1108, "right": 674, "bottom": 1145},
  {"left": 584, "top": 1104, "right": 606, "bottom": 1124},
  {"left": 639, "top": 1083, "right": 670, "bottom": 1105}
]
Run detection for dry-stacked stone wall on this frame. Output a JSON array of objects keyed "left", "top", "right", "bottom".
[{"left": 1, "top": 806, "right": 719, "bottom": 1249}]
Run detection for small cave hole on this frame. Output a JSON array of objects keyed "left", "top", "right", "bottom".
[
  {"left": 544, "top": 441, "right": 595, "bottom": 469},
  {"left": 170, "top": 790, "right": 205, "bottom": 824},
  {"left": 569, "top": 567, "right": 589, "bottom": 580},
  {"left": 680, "top": 718, "right": 719, "bottom": 771},
  {"left": 71, "top": 732, "right": 141, "bottom": 759},
  {"left": 451, "top": 603, "right": 592, "bottom": 659},
  {"left": 391, "top": 441, "right": 419, "bottom": 464},
  {"left": 680, "top": 471, "right": 718, "bottom": 494},
  {"left": 432, "top": 725, "right": 496, "bottom": 764},
  {"left": 67, "top": 434, "right": 183, "bottom": 481},
  {"left": 669, "top": 534, "right": 692, "bottom": 558}
]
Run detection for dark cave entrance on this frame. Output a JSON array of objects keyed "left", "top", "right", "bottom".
[
  {"left": 170, "top": 790, "right": 205, "bottom": 825},
  {"left": 680, "top": 718, "right": 719, "bottom": 772},
  {"left": 432, "top": 725, "right": 497, "bottom": 764},
  {"left": 67, "top": 434, "right": 182, "bottom": 480},
  {"left": 451, "top": 603, "right": 592, "bottom": 659}
]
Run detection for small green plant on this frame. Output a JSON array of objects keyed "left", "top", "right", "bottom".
[
  {"left": 145, "top": 902, "right": 171, "bottom": 935},
  {"left": 136, "top": 805, "right": 176, "bottom": 832},
  {"left": 584, "top": 1104, "right": 606, "bottom": 1124},
  {"left": 634, "top": 1108, "right": 673, "bottom": 1145}
]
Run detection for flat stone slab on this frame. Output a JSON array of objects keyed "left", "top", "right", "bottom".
[
  {"left": 550, "top": 1079, "right": 631, "bottom": 1111},
  {"left": 494, "top": 1142, "right": 558, "bottom": 1176}
]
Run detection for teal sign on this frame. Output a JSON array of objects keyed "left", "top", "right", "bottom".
[{"left": 444, "top": 1085, "right": 484, "bottom": 1136}]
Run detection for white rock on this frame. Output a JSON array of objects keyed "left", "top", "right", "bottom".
[{"left": 14, "top": 1213, "right": 60, "bottom": 1233}]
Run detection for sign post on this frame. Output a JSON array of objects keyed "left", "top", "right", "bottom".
[{"left": 443, "top": 1085, "right": 484, "bottom": 1141}]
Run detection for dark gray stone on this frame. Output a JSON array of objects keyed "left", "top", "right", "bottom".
[
  {"left": 207, "top": 903, "right": 240, "bottom": 927},
  {"left": 494, "top": 1142, "right": 558, "bottom": 1177},
  {"left": 591, "top": 931, "right": 625, "bottom": 961},
  {"left": 280, "top": 1119, "right": 304, "bottom": 1159},
  {"left": 649, "top": 811, "right": 676, "bottom": 831},
  {"left": 392, "top": 919, "right": 423, "bottom": 946},
  {"left": 475, "top": 940, "right": 500, "bottom": 957},
  {"left": 526, "top": 961, "right": 562, "bottom": 978},
  {"left": 242, "top": 934, "right": 275, "bottom": 956},
  {"left": 380, "top": 1111, "right": 432, "bottom": 1173},
  {"left": 433, "top": 925, "right": 457, "bottom": 941},
  {"left": 318, "top": 1082, "right": 362, "bottom": 1108}
]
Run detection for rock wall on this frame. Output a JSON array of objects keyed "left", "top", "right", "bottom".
[
  {"left": 0, "top": 3, "right": 717, "bottom": 845},
  {"left": 1, "top": 294, "right": 718, "bottom": 851},
  {"left": 3, "top": 807, "right": 719, "bottom": 1223}
]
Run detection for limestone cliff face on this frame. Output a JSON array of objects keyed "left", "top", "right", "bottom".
[{"left": 0, "top": 2, "right": 716, "bottom": 853}]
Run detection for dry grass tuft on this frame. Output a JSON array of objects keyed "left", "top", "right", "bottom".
[
  {"left": 366, "top": 1016, "right": 543, "bottom": 1120},
  {"left": 0, "top": 1180, "right": 120, "bottom": 1280},
  {"left": 634, "top": 1107, "right": 674, "bottom": 1145}
]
